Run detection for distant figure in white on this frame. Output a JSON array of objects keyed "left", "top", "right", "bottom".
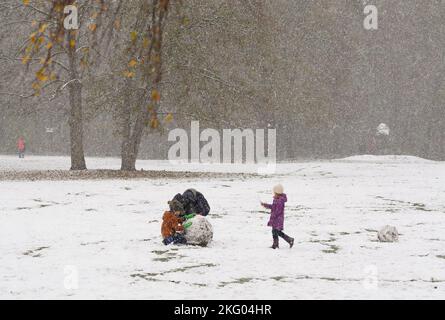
[
  {"left": 377, "top": 123, "right": 390, "bottom": 136},
  {"left": 375, "top": 123, "right": 390, "bottom": 155},
  {"left": 378, "top": 225, "right": 399, "bottom": 242}
]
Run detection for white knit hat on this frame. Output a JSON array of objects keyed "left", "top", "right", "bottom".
[{"left": 273, "top": 184, "right": 284, "bottom": 195}]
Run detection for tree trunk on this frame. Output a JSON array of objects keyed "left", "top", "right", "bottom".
[
  {"left": 120, "top": 105, "right": 146, "bottom": 171},
  {"left": 67, "top": 39, "right": 87, "bottom": 171},
  {"left": 121, "top": 129, "right": 138, "bottom": 171},
  {"left": 120, "top": 80, "right": 138, "bottom": 171},
  {"left": 121, "top": 146, "right": 137, "bottom": 171},
  {"left": 119, "top": 1, "right": 169, "bottom": 171}
]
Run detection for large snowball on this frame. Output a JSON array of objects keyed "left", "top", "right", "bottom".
[{"left": 184, "top": 215, "right": 213, "bottom": 246}]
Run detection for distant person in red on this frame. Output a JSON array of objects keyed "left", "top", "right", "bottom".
[{"left": 17, "top": 137, "right": 26, "bottom": 158}]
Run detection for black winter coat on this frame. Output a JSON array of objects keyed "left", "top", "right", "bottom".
[{"left": 175, "top": 189, "right": 210, "bottom": 216}]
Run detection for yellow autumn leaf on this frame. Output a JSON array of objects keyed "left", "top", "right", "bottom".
[
  {"left": 88, "top": 23, "right": 97, "bottom": 32},
  {"left": 36, "top": 69, "right": 48, "bottom": 82},
  {"left": 46, "top": 42, "right": 53, "bottom": 50},
  {"left": 23, "top": 0, "right": 30, "bottom": 6},
  {"left": 69, "top": 39, "right": 76, "bottom": 48},
  {"left": 151, "top": 89, "right": 161, "bottom": 102},
  {"left": 38, "top": 74, "right": 49, "bottom": 82},
  {"left": 54, "top": 3, "right": 64, "bottom": 12},
  {"left": 182, "top": 17, "right": 190, "bottom": 26},
  {"left": 39, "top": 23, "right": 48, "bottom": 33},
  {"left": 150, "top": 118, "right": 159, "bottom": 129},
  {"left": 32, "top": 82, "right": 41, "bottom": 91},
  {"left": 165, "top": 113, "right": 174, "bottom": 123},
  {"left": 143, "top": 37, "right": 150, "bottom": 48},
  {"left": 128, "top": 59, "right": 138, "bottom": 68},
  {"left": 22, "top": 56, "right": 31, "bottom": 65},
  {"left": 130, "top": 31, "right": 138, "bottom": 42},
  {"left": 123, "top": 70, "right": 135, "bottom": 78},
  {"left": 30, "top": 32, "right": 37, "bottom": 43},
  {"left": 50, "top": 73, "right": 57, "bottom": 81}
]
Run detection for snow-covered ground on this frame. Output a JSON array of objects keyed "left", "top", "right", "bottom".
[{"left": 1, "top": 155, "right": 445, "bottom": 299}]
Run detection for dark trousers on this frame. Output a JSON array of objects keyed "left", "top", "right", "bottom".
[
  {"left": 18, "top": 151, "right": 25, "bottom": 158},
  {"left": 272, "top": 229, "right": 291, "bottom": 242},
  {"left": 163, "top": 233, "right": 187, "bottom": 245}
]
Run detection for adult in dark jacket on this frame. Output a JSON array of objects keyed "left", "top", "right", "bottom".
[{"left": 173, "top": 189, "right": 210, "bottom": 216}]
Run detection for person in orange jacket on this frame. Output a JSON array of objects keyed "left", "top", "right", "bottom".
[
  {"left": 17, "top": 137, "right": 26, "bottom": 158},
  {"left": 161, "top": 199, "right": 188, "bottom": 245}
]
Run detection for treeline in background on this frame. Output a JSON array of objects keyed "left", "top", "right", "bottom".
[{"left": 0, "top": 0, "right": 444, "bottom": 169}]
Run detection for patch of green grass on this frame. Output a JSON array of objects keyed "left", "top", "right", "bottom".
[
  {"left": 23, "top": 246, "right": 50, "bottom": 257},
  {"left": 130, "top": 275, "right": 207, "bottom": 287},
  {"left": 152, "top": 251, "right": 185, "bottom": 262},
  {"left": 153, "top": 257, "right": 175, "bottom": 262},
  {"left": 130, "top": 272, "right": 160, "bottom": 278},
  {"left": 80, "top": 240, "right": 106, "bottom": 246},
  {"left": 271, "top": 276, "right": 287, "bottom": 282},
  {"left": 131, "top": 263, "right": 217, "bottom": 280},
  {"left": 169, "top": 263, "right": 217, "bottom": 273},
  {"left": 310, "top": 237, "right": 336, "bottom": 244},
  {"left": 152, "top": 250, "right": 169, "bottom": 255},
  {"left": 322, "top": 244, "right": 340, "bottom": 254},
  {"left": 320, "top": 277, "right": 339, "bottom": 281},
  {"left": 412, "top": 203, "right": 433, "bottom": 212},
  {"left": 219, "top": 277, "right": 255, "bottom": 287}
]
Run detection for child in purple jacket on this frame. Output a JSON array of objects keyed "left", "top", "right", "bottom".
[{"left": 261, "top": 184, "right": 294, "bottom": 249}]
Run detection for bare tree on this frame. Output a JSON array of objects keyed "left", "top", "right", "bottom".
[{"left": 114, "top": 0, "right": 173, "bottom": 171}]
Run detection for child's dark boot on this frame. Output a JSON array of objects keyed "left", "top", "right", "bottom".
[
  {"left": 271, "top": 236, "right": 279, "bottom": 249},
  {"left": 282, "top": 234, "right": 294, "bottom": 248}
]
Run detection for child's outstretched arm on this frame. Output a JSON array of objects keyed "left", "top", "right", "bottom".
[{"left": 261, "top": 202, "right": 272, "bottom": 209}]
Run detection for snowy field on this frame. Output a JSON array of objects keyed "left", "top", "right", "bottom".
[{"left": 1, "top": 155, "right": 445, "bottom": 299}]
